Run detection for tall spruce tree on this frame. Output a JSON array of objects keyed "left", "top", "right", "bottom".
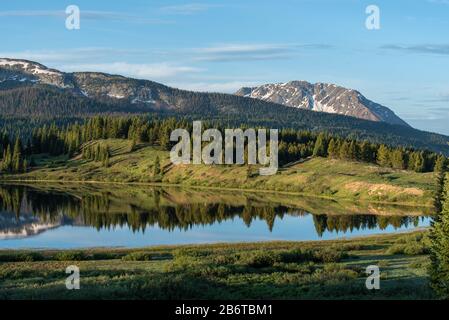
[
  {"left": 360, "top": 141, "right": 373, "bottom": 162},
  {"left": 435, "top": 155, "right": 448, "bottom": 173},
  {"left": 2, "top": 144, "right": 12, "bottom": 172},
  {"left": 313, "top": 133, "right": 327, "bottom": 157},
  {"left": 348, "top": 140, "right": 358, "bottom": 160},
  {"left": 414, "top": 151, "right": 426, "bottom": 173},
  {"left": 12, "top": 137, "right": 22, "bottom": 173},
  {"left": 430, "top": 174, "right": 449, "bottom": 298},
  {"left": 153, "top": 156, "right": 161, "bottom": 176},
  {"left": 377, "top": 145, "right": 390, "bottom": 167},
  {"left": 391, "top": 149, "right": 405, "bottom": 170},
  {"left": 327, "top": 138, "right": 339, "bottom": 159},
  {"left": 339, "top": 141, "right": 351, "bottom": 160}
]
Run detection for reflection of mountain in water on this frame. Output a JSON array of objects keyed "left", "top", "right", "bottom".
[
  {"left": 0, "top": 213, "right": 62, "bottom": 239},
  {"left": 0, "top": 184, "right": 430, "bottom": 239}
]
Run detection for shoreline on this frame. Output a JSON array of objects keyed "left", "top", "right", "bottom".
[
  {"left": 0, "top": 178, "right": 436, "bottom": 209},
  {"left": 0, "top": 229, "right": 429, "bottom": 252}
]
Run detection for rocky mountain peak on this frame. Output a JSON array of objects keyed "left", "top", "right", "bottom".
[{"left": 236, "top": 80, "right": 409, "bottom": 126}]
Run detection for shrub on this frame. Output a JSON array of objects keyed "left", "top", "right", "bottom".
[
  {"left": 404, "top": 243, "right": 429, "bottom": 255},
  {"left": 91, "top": 252, "right": 121, "bottom": 260},
  {"left": 243, "top": 251, "right": 278, "bottom": 268},
  {"left": 18, "top": 252, "right": 45, "bottom": 262},
  {"left": 278, "top": 248, "right": 313, "bottom": 263},
  {"left": 312, "top": 248, "right": 348, "bottom": 263},
  {"left": 386, "top": 241, "right": 429, "bottom": 256},
  {"left": 340, "top": 243, "right": 365, "bottom": 251},
  {"left": 0, "top": 252, "right": 45, "bottom": 262},
  {"left": 54, "top": 251, "right": 87, "bottom": 261},
  {"left": 173, "top": 248, "right": 211, "bottom": 258},
  {"left": 386, "top": 244, "right": 406, "bottom": 255},
  {"left": 122, "top": 252, "right": 152, "bottom": 261},
  {"left": 212, "top": 254, "right": 239, "bottom": 265}
]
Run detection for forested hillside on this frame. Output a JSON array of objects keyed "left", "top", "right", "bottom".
[
  {"left": 1, "top": 115, "right": 447, "bottom": 177},
  {"left": 1, "top": 84, "right": 449, "bottom": 155}
]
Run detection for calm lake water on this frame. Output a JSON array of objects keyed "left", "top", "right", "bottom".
[{"left": 0, "top": 183, "right": 433, "bottom": 249}]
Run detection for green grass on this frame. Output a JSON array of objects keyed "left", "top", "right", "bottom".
[
  {"left": 1, "top": 139, "right": 437, "bottom": 206},
  {"left": 0, "top": 231, "right": 435, "bottom": 300}
]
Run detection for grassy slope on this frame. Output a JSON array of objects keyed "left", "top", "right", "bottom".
[
  {"left": 1, "top": 139, "right": 437, "bottom": 206},
  {"left": 0, "top": 231, "right": 434, "bottom": 300}
]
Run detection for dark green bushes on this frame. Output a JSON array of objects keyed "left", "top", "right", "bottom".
[
  {"left": 122, "top": 252, "right": 153, "bottom": 261},
  {"left": 0, "top": 252, "right": 44, "bottom": 262},
  {"left": 54, "top": 251, "right": 87, "bottom": 261},
  {"left": 387, "top": 233, "right": 431, "bottom": 256},
  {"left": 241, "top": 247, "right": 349, "bottom": 268}
]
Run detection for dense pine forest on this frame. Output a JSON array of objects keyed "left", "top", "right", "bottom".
[
  {"left": 0, "top": 115, "right": 447, "bottom": 174},
  {"left": 1, "top": 83, "right": 449, "bottom": 155}
]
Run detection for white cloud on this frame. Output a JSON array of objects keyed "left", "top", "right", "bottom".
[
  {"left": 0, "top": 48, "right": 145, "bottom": 63},
  {"left": 382, "top": 44, "right": 449, "bottom": 55},
  {"left": 0, "top": 10, "right": 64, "bottom": 17},
  {"left": 160, "top": 3, "right": 221, "bottom": 15},
  {"left": 427, "top": 0, "right": 449, "bottom": 4},
  {"left": 192, "top": 43, "right": 332, "bottom": 62},
  {"left": 0, "top": 10, "right": 171, "bottom": 24},
  {"left": 61, "top": 62, "right": 203, "bottom": 79},
  {"left": 170, "top": 81, "right": 260, "bottom": 93}
]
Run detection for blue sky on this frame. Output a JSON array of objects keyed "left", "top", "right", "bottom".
[{"left": 1, "top": 0, "right": 448, "bottom": 134}]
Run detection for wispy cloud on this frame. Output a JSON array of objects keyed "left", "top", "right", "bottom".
[
  {"left": 432, "top": 92, "right": 449, "bottom": 102},
  {"left": 160, "top": 3, "right": 221, "bottom": 15},
  {"left": 0, "top": 48, "right": 146, "bottom": 63},
  {"left": 0, "top": 10, "right": 172, "bottom": 24},
  {"left": 0, "top": 10, "right": 63, "bottom": 17},
  {"left": 61, "top": 62, "right": 203, "bottom": 79},
  {"left": 381, "top": 44, "right": 449, "bottom": 55},
  {"left": 0, "top": 48, "right": 202, "bottom": 79},
  {"left": 192, "top": 43, "right": 332, "bottom": 62},
  {"left": 427, "top": 0, "right": 449, "bottom": 5},
  {"left": 170, "top": 81, "right": 260, "bottom": 93}
]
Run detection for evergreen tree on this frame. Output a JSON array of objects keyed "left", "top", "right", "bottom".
[
  {"left": 391, "top": 149, "right": 405, "bottom": 170},
  {"left": 159, "top": 131, "right": 170, "bottom": 151},
  {"left": 130, "top": 139, "right": 137, "bottom": 152},
  {"left": 348, "top": 140, "right": 358, "bottom": 160},
  {"left": 327, "top": 138, "right": 339, "bottom": 159},
  {"left": 12, "top": 137, "right": 22, "bottom": 173},
  {"left": 103, "top": 152, "right": 110, "bottom": 168},
  {"left": 377, "top": 145, "right": 390, "bottom": 167},
  {"left": 414, "top": 151, "right": 426, "bottom": 173},
  {"left": 22, "top": 159, "right": 28, "bottom": 173},
  {"left": 94, "top": 144, "right": 101, "bottom": 162},
  {"left": 339, "top": 141, "right": 351, "bottom": 160},
  {"left": 1, "top": 145, "right": 12, "bottom": 172},
  {"left": 430, "top": 175, "right": 449, "bottom": 298},
  {"left": 153, "top": 156, "right": 161, "bottom": 176},
  {"left": 434, "top": 165, "right": 447, "bottom": 213},
  {"left": 313, "top": 133, "right": 327, "bottom": 157},
  {"left": 435, "top": 155, "right": 448, "bottom": 173},
  {"left": 360, "top": 141, "right": 373, "bottom": 162}
]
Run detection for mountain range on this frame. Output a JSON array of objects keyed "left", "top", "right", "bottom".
[
  {"left": 235, "top": 81, "right": 409, "bottom": 126},
  {"left": 1, "top": 58, "right": 448, "bottom": 154}
]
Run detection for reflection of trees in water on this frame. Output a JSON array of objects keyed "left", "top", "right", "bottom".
[
  {"left": 313, "top": 214, "right": 421, "bottom": 237},
  {"left": 0, "top": 185, "right": 424, "bottom": 236}
]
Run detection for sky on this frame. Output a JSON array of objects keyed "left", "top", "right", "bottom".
[{"left": 0, "top": 0, "right": 448, "bottom": 135}]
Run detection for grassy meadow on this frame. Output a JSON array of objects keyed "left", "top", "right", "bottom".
[{"left": 0, "top": 231, "right": 434, "bottom": 300}]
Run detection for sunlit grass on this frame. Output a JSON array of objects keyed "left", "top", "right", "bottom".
[{"left": 0, "top": 231, "right": 435, "bottom": 300}]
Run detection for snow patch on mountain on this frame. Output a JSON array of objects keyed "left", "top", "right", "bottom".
[{"left": 236, "top": 81, "right": 409, "bottom": 126}]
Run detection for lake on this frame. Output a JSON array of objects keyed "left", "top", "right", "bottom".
[{"left": 0, "top": 183, "right": 433, "bottom": 249}]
